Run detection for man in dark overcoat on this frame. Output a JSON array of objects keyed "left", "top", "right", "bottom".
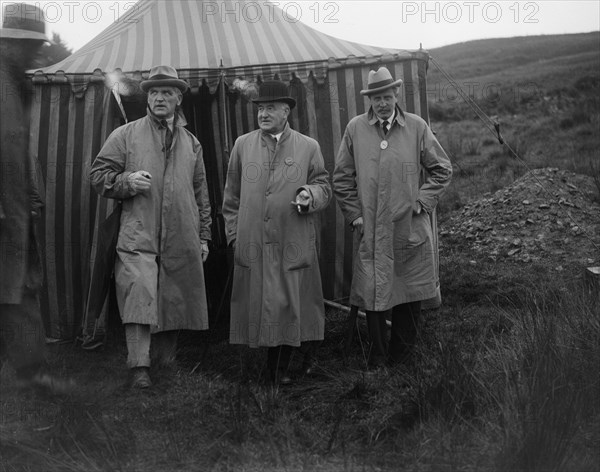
[{"left": 1, "top": 3, "right": 71, "bottom": 393}]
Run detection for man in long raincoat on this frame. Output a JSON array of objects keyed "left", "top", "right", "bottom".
[
  {"left": 333, "top": 67, "right": 452, "bottom": 368},
  {"left": 90, "top": 65, "right": 211, "bottom": 388},
  {"left": 1, "top": 3, "right": 72, "bottom": 394},
  {"left": 222, "top": 80, "right": 331, "bottom": 384}
]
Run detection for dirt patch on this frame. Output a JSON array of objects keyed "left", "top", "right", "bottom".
[{"left": 440, "top": 167, "right": 600, "bottom": 271}]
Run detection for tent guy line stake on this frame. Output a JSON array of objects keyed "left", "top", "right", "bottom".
[
  {"left": 429, "top": 55, "right": 503, "bottom": 144},
  {"left": 429, "top": 55, "right": 599, "bottom": 251}
]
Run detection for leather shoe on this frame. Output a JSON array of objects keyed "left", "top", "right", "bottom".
[{"left": 131, "top": 367, "right": 152, "bottom": 389}]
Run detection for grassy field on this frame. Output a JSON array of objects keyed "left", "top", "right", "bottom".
[
  {"left": 2, "top": 263, "right": 598, "bottom": 471},
  {"left": 1, "top": 33, "right": 599, "bottom": 471}
]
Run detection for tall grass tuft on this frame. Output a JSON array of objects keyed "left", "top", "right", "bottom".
[
  {"left": 415, "top": 339, "right": 479, "bottom": 425},
  {"left": 589, "top": 157, "right": 600, "bottom": 203},
  {"left": 491, "top": 283, "right": 600, "bottom": 472}
]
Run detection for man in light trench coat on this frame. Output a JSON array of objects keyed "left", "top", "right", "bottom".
[
  {"left": 222, "top": 80, "right": 331, "bottom": 384},
  {"left": 333, "top": 67, "right": 452, "bottom": 368},
  {"left": 90, "top": 65, "right": 211, "bottom": 388}
]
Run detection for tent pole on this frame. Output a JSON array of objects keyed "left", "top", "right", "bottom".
[
  {"left": 219, "top": 63, "right": 230, "bottom": 156},
  {"left": 217, "top": 63, "right": 231, "bottom": 250},
  {"left": 323, "top": 299, "right": 391, "bottom": 328}
]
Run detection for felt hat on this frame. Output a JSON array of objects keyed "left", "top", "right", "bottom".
[
  {"left": 360, "top": 67, "right": 403, "bottom": 96},
  {"left": 252, "top": 80, "right": 296, "bottom": 109},
  {"left": 140, "top": 65, "right": 189, "bottom": 93},
  {"left": 0, "top": 3, "right": 50, "bottom": 42}
]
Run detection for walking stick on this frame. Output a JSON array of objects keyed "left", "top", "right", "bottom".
[
  {"left": 213, "top": 250, "right": 234, "bottom": 329},
  {"left": 191, "top": 250, "right": 233, "bottom": 374},
  {"left": 343, "top": 305, "right": 359, "bottom": 356}
]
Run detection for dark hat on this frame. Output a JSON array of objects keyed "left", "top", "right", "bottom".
[
  {"left": 360, "top": 67, "right": 403, "bottom": 96},
  {"left": 252, "top": 80, "right": 296, "bottom": 109},
  {"left": 0, "top": 3, "right": 50, "bottom": 42},
  {"left": 140, "top": 65, "right": 189, "bottom": 93}
]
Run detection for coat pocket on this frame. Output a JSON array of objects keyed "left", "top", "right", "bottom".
[
  {"left": 405, "top": 212, "right": 431, "bottom": 247},
  {"left": 391, "top": 209, "right": 412, "bottom": 244},
  {"left": 284, "top": 218, "right": 316, "bottom": 271},
  {"left": 234, "top": 239, "right": 259, "bottom": 268},
  {"left": 393, "top": 211, "right": 431, "bottom": 255}
]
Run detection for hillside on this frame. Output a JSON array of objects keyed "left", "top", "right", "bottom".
[
  {"left": 421, "top": 32, "right": 600, "bottom": 216},
  {"left": 425, "top": 32, "right": 600, "bottom": 119},
  {"left": 426, "top": 32, "right": 600, "bottom": 88}
]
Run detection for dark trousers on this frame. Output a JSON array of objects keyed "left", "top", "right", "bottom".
[
  {"left": 0, "top": 288, "right": 46, "bottom": 379},
  {"left": 267, "top": 345, "right": 293, "bottom": 374},
  {"left": 366, "top": 301, "right": 421, "bottom": 366},
  {"left": 390, "top": 301, "right": 422, "bottom": 362},
  {"left": 298, "top": 340, "right": 321, "bottom": 367}
]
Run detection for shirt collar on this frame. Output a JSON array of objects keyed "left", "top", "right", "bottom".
[
  {"left": 147, "top": 109, "right": 187, "bottom": 129},
  {"left": 377, "top": 109, "right": 395, "bottom": 125},
  {"left": 261, "top": 122, "right": 290, "bottom": 142},
  {"left": 162, "top": 116, "right": 175, "bottom": 131},
  {"left": 368, "top": 106, "right": 405, "bottom": 127}
]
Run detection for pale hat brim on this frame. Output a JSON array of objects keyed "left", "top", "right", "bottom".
[
  {"left": 360, "top": 78, "right": 403, "bottom": 96},
  {"left": 140, "top": 78, "right": 189, "bottom": 93},
  {"left": 0, "top": 27, "right": 50, "bottom": 42}
]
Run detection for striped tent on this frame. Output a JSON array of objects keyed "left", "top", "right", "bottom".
[{"left": 30, "top": 0, "right": 437, "bottom": 340}]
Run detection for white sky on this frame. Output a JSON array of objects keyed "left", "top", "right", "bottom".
[{"left": 3, "top": 0, "right": 599, "bottom": 52}]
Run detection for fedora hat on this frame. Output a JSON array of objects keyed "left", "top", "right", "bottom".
[
  {"left": 140, "top": 65, "right": 189, "bottom": 93},
  {"left": 0, "top": 3, "right": 50, "bottom": 42},
  {"left": 252, "top": 80, "right": 296, "bottom": 109},
  {"left": 360, "top": 67, "right": 403, "bottom": 96}
]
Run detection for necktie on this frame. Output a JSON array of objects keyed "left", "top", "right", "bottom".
[
  {"left": 161, "top": 120, "right": 173, "bottom": 150},
  {"left": 382, "top": 120, "right": 389, "bottom": 135}
]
